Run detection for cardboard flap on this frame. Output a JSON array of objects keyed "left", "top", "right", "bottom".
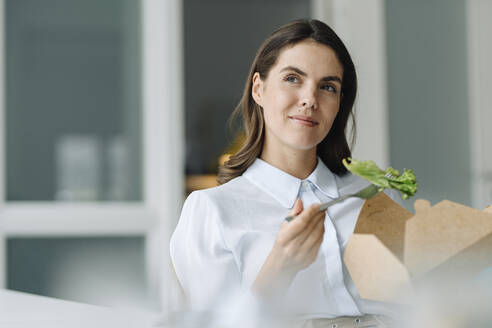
[
  {"left": 405, "top": 200, "right": 492, "bottom": 277},
  {"left": 352, "top": 193, "right": 413, "bottom": 261},
  {"left": 485, "top": 205, "right": 492, "bottom": 214},
  {"left": 344, "top": 234, "right": 413, "bottom": 303},
  {"left": 422, "top": 233, "right": 492, "bottom": 280}
]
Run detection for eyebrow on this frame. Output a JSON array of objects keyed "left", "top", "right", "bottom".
[{"left": 280, "top": 66, "right": 342, "bottom": 84}]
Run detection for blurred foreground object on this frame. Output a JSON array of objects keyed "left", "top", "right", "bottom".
[
  {"left": 344, "top": 193, "right": 492, "bottom": 304},
  {"left": 0, "top": 289, "right": 159, "bottom": 328}
]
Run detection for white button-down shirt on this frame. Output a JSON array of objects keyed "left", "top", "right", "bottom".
[{"left": 170, "top": 158, "right": 405, "bottom": 318}]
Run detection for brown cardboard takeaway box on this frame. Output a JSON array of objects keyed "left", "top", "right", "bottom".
[{"left": 343, "top": 193, "right": 492, "bottom": 304}]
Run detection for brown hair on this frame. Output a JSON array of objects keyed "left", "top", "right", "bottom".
[{"left": 217, "top": 19, "right": 357, "bottom": 185}]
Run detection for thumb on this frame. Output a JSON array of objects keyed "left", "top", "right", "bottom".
[{"left": 289, "top": 198, "right": 303, "bottom": 217}]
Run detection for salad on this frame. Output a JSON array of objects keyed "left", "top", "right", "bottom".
[{"left": 342, "top": 158, "right": 417, "bottom": 199}]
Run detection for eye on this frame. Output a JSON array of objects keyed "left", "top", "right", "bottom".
[
  {"left": 284, "top": 74, "right": 300, "bottom": 83},
  {"left": 321, "top": 84, "right": 338, "bottom": 93}
]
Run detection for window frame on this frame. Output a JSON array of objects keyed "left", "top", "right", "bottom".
[{"left": 0, "top": 0, "right": 185, "bottom": 312}]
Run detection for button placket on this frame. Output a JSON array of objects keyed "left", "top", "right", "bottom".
[{"left": 310, "top": 182, "right": 361, "bottom": 316}]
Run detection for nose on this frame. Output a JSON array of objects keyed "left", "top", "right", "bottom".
[
  {"left": 298, "top": 85, "right": 317, "bottom": 110},
  {"left": 301, "top": 98, "right": 315, "bottom": 109}
]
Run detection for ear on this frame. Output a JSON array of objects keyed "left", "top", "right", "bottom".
[{"left": 251, "top": 72, "right": 264, "bottom": 107}]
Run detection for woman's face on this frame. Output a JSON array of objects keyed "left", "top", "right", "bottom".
[{"left": 252, "top": 39, "right": 343, "bottom": 156}]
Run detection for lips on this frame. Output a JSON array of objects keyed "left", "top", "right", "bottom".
[{"left": 288, "top": 115, "right": 319, "bottom": 127}]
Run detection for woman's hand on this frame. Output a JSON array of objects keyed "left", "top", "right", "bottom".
[
  {"left": 274, "top": 198, "right": 326, "bottom": 272},
  {"left": 252, "top": 198, "right": 325, "bottom": 300}
]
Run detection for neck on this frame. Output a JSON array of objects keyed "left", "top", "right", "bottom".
[{"left": 260, "top": 147, "right": 318, "bottom": 180}]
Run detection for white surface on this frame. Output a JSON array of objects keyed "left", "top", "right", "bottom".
[
  {"left": 310, "top": 0, "right": 331, "bottom": 21},
  {"left": 2, "top": 203, "right": 156, "bottom": 237},
  {"left": 0, "top": 289, "right": 161, "bottom": 328},
  {"left": 467, "top": 0, "right": 492, "bottom": 209},
  {"left": 328, "top": 0, "right": 389, "bottom": 168},
  {"left": 142, "top": 0, "right": 185, "bottom": 312}
]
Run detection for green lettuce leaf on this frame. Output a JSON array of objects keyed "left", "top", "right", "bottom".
[{"left": 342, "top": 158, "right": 418, "bottom": 199}]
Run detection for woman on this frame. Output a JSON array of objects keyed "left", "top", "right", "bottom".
[{"left": 171, "top": 19, "right": 403, "bottom": 327}]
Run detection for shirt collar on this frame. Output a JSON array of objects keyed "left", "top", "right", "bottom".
[
  {"left": 243, "top": 157, "right": 339, "bottom": 209},
  {"left": 306, "top": 158, "right": 339, "bottom": 200}
]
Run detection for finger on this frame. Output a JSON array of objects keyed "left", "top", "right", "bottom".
[
  {"left": 282, "top": 203, "right": 321, "bottom": 239},
  {"left": 284, "top": 198, "right": 303, "bottom": 223},
  {"left": 297, "top": 210, "right": 325, "bottom": 245},
  {"left": 302, "top": 212, "right": 326, "bottom": 242},
  {"left": 279, "top": 203, "right": 321, "bottom": 243},
  {"left": 296, "top": 202, "right": 322, "bottom": 224},
  {"left": 310, "top": 232, "right": 325, "bottom": 262},
  {"left": 290, "top": 218, "right": 325, "bottom": 266},
  {"left": 307, "top": 236, "right": 324, "bottom": 264},
  {"left": 299, "top": 218, "right": 325, "bottom": 254},
  {"left": 279, "top": 198, "right": 303, "bottom": 233},
  {"left": 289, "top": 198, "right": 304, "bottom": 217},
  {"left": 285, "top": 208, "right": 324, "bottom": 250},
  {"left": 292, "top": 209, "right": 324, "bottom": 241}
]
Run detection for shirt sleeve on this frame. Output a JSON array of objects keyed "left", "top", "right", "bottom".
[{"left": 170, "top": 191, "right": 242, "bottom": 311}]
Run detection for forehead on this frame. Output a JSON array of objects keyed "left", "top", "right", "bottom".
[{"left": 272, "top": 40, "right": 343, "bottom": 77}]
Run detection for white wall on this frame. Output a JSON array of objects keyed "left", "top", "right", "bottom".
[{"left": 314, "top": 0, "right": 389, "bottom": 168}]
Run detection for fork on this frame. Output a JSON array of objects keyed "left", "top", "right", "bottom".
[{"left": 284, "top": 184, "right": 382, "bottom": 222}]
